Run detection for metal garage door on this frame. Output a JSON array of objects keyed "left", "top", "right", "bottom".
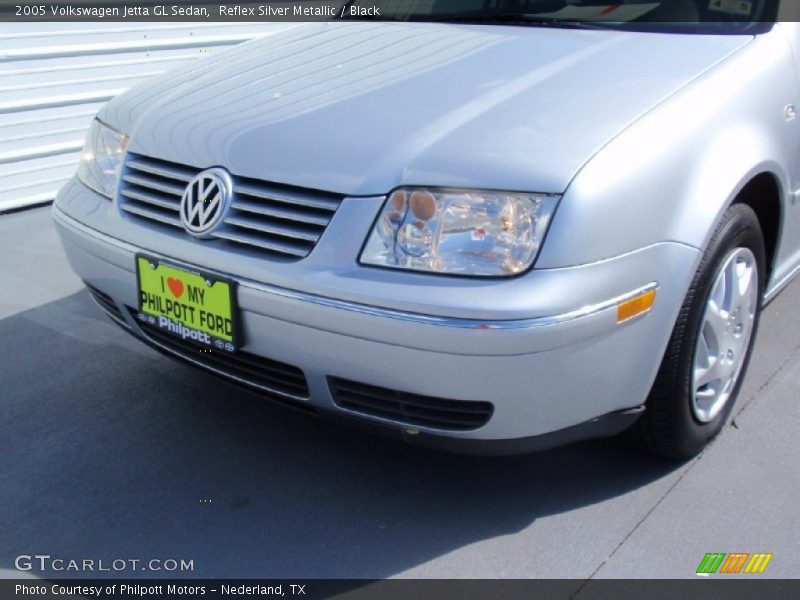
[{"left": 0, "top": 22, "right": 293, "bottom": 212}]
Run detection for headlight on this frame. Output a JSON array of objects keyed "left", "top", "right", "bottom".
[
  {"left": 360, "top": 188, "right": 559, "bottom": 276},
  {"left": 77, "top": 119, "right": 128, "bottom": 199}
]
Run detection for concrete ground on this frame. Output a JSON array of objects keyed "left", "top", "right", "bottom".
[{"left": 1, "top": 205, "right": 798, "bottom": 580}]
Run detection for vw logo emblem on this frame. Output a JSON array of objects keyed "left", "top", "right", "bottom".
[{"left": 180, "top": 168, "right": 232, "bottom": 237}]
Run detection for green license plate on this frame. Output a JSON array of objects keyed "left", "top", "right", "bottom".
[{"left": 136, "top": 255, "right": 239, "bottom": 352}]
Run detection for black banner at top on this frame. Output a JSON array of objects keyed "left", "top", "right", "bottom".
[
  {"left": 0, "top": 0, "right": 791, "bottom": 23},
  {"left": 1, "top": 1, "right": 351, "bottom": 21}
]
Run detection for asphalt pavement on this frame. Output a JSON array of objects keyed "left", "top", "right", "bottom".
[{"left": 1, "top": 205, "right": 799, "bottom": 581}]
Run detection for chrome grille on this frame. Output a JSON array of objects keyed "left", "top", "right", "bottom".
[{"left": 117, "top": 153, "right": 343, "bottom": 259}]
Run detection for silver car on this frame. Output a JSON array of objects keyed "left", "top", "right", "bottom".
[{"left": 53, "top": 1, "right": 800, "bottom": 458}]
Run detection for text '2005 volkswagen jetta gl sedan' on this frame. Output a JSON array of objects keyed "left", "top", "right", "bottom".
[{"left": 53, "top": 1, "right": 800, "bottom": 458}]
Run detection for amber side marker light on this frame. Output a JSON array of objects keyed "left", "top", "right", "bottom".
[{"left": 617, "top": 288, "right": 657, "bottom": 323}]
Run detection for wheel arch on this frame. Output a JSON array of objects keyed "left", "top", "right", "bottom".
[{"left": 730, "top": 171, "right": 783, "bottom": 285}]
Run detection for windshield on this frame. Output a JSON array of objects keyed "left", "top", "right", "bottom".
[{"left": 341, "top": 1, "right": 778, "bottom": 33}]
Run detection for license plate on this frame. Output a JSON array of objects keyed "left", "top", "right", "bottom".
[{"left": 136, "top": 254, "right": 239, "bottom": 352}]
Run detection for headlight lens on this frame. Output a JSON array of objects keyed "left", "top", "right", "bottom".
[
  {"left": 77, "top": 119, "right": 128, "bottom": 199},
  {"left": 360, "top": 188, "right": 559, "bottom": 276}
]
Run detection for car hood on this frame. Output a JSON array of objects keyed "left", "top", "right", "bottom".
[{"left": 104, "top": 22, "right": 751, "bottom": 196}]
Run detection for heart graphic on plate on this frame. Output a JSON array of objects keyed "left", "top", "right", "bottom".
[{"left": 167, "top": 277, "right": 185, "bottom": 299}]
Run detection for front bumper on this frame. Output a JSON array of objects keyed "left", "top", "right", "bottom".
[{"left": 52, "top": 181, "right": 701, "bottom": 453}]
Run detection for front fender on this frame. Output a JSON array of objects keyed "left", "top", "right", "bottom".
[{"left": 537, "top": 28, "right": 798, "bottom": 281}]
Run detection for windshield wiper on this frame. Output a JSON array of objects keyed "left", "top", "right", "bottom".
[
  {"left": 428, "top": 15, "right": 608, "bottom": 29},
  {"left": 337, "top": 9, "right": 608, "bottom": 29},
  {"left": 335, "top": 0, "right": 612, "bottom": 29}
]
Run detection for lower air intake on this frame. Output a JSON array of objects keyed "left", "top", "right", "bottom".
[
  {"left": 135, "top": 313, "right": 310, "bottom": 400},
  {"left": 86, "top": 284, "right": 125, "bottom": 323},
  {"left": 329, "top": 377, "right": 493, "bottom": 431}
]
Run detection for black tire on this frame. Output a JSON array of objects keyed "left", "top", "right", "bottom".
[{"left": 626, "top": 203, "right": 766, "bottom": 459}]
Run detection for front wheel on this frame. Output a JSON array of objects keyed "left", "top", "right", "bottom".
[{"left": 627, "top": 203, "right": 766, "bottom": 459}]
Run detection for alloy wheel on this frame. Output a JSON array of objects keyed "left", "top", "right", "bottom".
[{"left": 691, "top": 247, "right": 759, "bottom": 423}]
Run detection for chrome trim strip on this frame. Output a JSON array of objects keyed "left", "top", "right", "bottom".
[
  {"left": 122, "top": 173, "right": 184, "bottom": 197},
  {"left": 222, "top": 215, "right": 320, "bottom": 242},
  {"left": 211, "top": 229, "right": 309, "bottom": 257},
  {"left": 249, "top": 281, "right": 660, "bottom": 330},
  {"left": 120, "top": 188, "right": 181, "bottom": 211},
  {"left": 119, "top": 202, "right": 182, "bottom": 228},
  {"left": 233, "top": 182, "right": 340, "bottom": 211},
  {"left": 126, "top": 158, "right": 194, "bottom": 182},
  {"left": 54, "top": 207, "right": 659, "bottom": 331},
  {"left": 230, "top": 199, "right": 331, "bottom": 226}
]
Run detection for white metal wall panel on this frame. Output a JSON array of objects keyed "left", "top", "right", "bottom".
[{"left": 0, "top": 22, "right": 294, "bottom": 212}]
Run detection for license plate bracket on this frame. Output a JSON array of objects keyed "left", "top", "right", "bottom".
[{"left": 135, "top": 254, "right": 240, "bottom": 353}]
